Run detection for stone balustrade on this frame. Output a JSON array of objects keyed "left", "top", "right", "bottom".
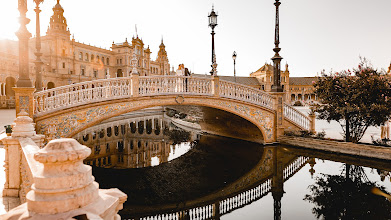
[
  {"left": 219, "top": 80, "right": 274, "bottom": 109},
  {"left": 1, "top": 111, "right": 127, "bottom": 219},
  {"left": 283, "top": 104, "right": 311, "bottom": 130}
]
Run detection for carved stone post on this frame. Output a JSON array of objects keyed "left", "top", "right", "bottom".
[
  {"left": 309, "top": 112, "right": 316, "bottom": 134},
  {"left": 13, "top": 87, "right": 35, "bottom": 118},
  {"left": 2, "top": 111, "right": 44, "bottom": 197},
  {"left": 14, "top": 0, "right": 35, "bottom": 118},
  {"left": 132, "top": 74, "right": 139, "bottom": 97},
  {"left": 212, "top": 75, "right": 219, "bottom": 97},
  {"left": 271, "top": 92, "right": 285, "bottom": 141}
]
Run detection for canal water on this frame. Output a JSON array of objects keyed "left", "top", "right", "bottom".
[{"left": 75, "top": 107, "right": 391, "bottom": 219}]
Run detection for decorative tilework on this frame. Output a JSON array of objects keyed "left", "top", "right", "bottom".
[
  {"left": 19, "top": 96, "right": 29, "bottom": 113},
  {"left": 36, "top": 96, "right": 276, "bottom": 143}
]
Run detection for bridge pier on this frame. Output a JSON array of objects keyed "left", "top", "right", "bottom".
[{"left": 271, "top": 92, "right": 285, "bottom": 142}]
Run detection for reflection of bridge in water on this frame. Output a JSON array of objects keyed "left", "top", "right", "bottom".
[
  {"left": 117, "top": 146, "right": 309, "bottom": 220},
  {"left": 74, "top": 107, "right": 200, "bottom": 169},
  {"left": 32, "top": 76, "right": 314, "bottom": 144}
]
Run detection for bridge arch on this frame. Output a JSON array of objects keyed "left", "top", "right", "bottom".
[
  {"left": 33, "top": 76, "right": 312, "bottom": 144},
  {"left": 36, "top": 95, "right": 275, "bottom": 143}
]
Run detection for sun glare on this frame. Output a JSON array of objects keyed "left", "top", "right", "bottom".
[{"left": 0, "top": 4, "right": 21, "bottom": 40}]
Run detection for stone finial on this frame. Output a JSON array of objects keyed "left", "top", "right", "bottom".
[
  {"left": 27, "top": 138, "right": 98, "bottom": 214},
  {"left": 11, "top": 110, "right": 36, "bottom": 137},
  {"left": 34, "top": 138, "right": 91, "bottom": 163}
]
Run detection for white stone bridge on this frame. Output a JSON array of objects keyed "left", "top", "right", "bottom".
[{"left": 32, "top": 75, "right": 314, "bottom": 144}]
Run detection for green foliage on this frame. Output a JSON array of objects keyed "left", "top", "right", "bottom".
[{"left": 313, "top": 59, "right": 391, "bottom": 143}]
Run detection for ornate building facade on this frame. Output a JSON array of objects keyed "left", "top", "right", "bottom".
[
  {"left": 249, "top": 63, "right": 318, "bottom": 105},
  {"left": 0, "top": 0, "right": 171, "bottom": 108}
]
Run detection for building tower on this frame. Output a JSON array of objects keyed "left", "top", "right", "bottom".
[
  {"left": 44, "top": 0, "right": 72, "bottom": 80},
  {"left": 156, "top": 38, "right": 170, "bottom": 75}
]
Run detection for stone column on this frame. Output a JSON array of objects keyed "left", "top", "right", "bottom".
[
  {"left": 213, "top": 75, "right": 219, "bottom": 97},
  {"left": 271, "top": 92, "right": 285, "bottom": 141},
  {"left": 2, "top": 111, "right": 44, "bottom": 197},
  {"left": 132, "top": 74, "right": 139, "bottom": 97},
  {"left": 309, "top": 112, "right": 316, "bottom": 134},
  {"left": 13, "top": 87, "right": 35, "bottom": 118}
]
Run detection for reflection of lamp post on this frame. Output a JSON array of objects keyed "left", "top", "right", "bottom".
[
  {"left": 271, "top": 0, "right": 283, "bottom": 92},
  {"left": 232, "top": 51, "right": 237, "bottom": 83},
  {"left": 34, "top": 0, "right": 44, "bottom": 91},
  {"left": 208, "top": 6, "right": 218, "bottom": 76}
]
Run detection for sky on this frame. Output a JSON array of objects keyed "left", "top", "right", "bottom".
[{"left": 0, "top": 0, "right": 390, "bottom": 77}]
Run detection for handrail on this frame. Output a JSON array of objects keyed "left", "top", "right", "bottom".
[
  {"left": 33, "top": 76, "right": 274, "bottom": 117},
  {"left": 219, "top": 80, "right": 274, "bottom": 109},
  {"left": 283, "top": 104, "right": 311, "bottom": 130}
]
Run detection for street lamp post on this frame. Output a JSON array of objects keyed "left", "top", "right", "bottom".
[
  {"left": 208, "top": 6, "right": 218, "bottom": 76},
  {"left": 271, "top": 0, "right": 283, "bottom": 92},
  {"left": 232, "top": 51, "right": 237, "bottom": 83},
  {"left": 34, "top": 0, "right": 44, "bottom": 91},
  {"left": 16, "top": 0, "right": 32, "bottom": 87}
]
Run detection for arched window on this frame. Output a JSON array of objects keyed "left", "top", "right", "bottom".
[
  {"left": 79, "top": 52, "right": 83, "bottom": 60},
  {"left": 91, "top": 55, "right": 94, "bottom": 62},
  {"left": 97, "top": 56, "right": 100, "bottom": 63},
  {"left": 106, "top": 58, "right": 110, "bottom": 65},
  {"left": 85, "top": 53, "right": 89, "bottom": 61},
  {"left": 101, "top": 57, "right": 105, "bottom": 64}
]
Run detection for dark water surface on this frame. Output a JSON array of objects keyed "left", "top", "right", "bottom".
[{"left": 76, "top": 108, "right": 391, "bottom": 219}]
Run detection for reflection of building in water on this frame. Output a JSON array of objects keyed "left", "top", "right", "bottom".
[{"left": 74, "top": 107, "right": 200, "bottom": 168}]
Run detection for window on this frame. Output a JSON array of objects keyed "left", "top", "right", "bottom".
[
  {"left": 270, "top": 76, "right": 272, "bottom": 82},
  {"left": 101, "top": 57, "right": 104, "bottom": 64},
  {"left": 79, "top": 52, "right": 83, "bottom": 60},
  {"left": 106, "top": 58, "right": 109, "bottom": 65},
  {"left": 85, "top": 53, "right": 89, "bottom": 61},
  {"left": 120, "top": 59, "right": 122, "bottom": 65},
  {"left": 62, "top": 62, "right": 65, "bottom": 68},
  {"left": 91, "top": 55, "right": 94, "bottom": 62},
  {"left": 81, "top": 68, "right": 85, "bottom": 76},
  {"left": 93, "top": 70, "right": 98, "bottom": 78},
  {"left": 97, "top": 56, "right": 100, "bottom": 63}
]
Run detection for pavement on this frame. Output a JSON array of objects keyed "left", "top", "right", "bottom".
[{"left": 0, "top": 109, "right": 20, "bottom": 215}]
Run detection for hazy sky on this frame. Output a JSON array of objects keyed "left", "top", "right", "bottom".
[{"left": 0, "top": 0, "right": 390, "bottom": 77}]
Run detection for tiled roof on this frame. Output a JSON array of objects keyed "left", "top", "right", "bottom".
[
  {"left": 219, "top": 76, "right": 260, "bottom": 86},
  {"left": 191, "top": 74, "right": 261, "bottom": 87},
  {"left": 289, "top": 77, "right": 318, "bottom": 86},
  {"left": 254, "top": 64, "right": 273, "bottom": 73}
]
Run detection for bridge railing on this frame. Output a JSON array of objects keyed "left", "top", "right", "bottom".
[
  {"left": 219, "top": 80, "right": 274, "bottom": 109},
  {"left": 139, "top": 75, "right": 213, "bottom": 96},
  {"left": 34, "top": 77, "right": 133, "bottom": 115},
  {"left": 283, "top": 104, "right": 311, "bottom": 131},
  {"left": 33, "top": 76, "right": 274, "bottom": 117}
]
